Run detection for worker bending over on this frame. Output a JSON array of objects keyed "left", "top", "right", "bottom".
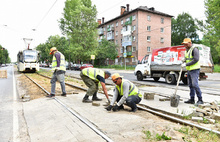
[
  {"left": 80, "top": 68, "right": 111, "bottom": 103},
  {"left": 106, "top": 73, "right": 142, "bottom": 112}
]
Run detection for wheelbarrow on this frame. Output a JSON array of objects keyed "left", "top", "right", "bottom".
[{"left": 170, "top": 67, "right": 183, "bottom": 107}]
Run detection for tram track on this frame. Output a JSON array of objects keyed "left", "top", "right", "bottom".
[{"left": 23, "top": 73, "right": 220, "bottom": 136}]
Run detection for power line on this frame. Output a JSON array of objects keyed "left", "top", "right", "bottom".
[{"left": 34, "top": 0, "right": 59, "bottom": 30}]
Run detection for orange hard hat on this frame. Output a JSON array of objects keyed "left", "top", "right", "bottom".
[
  {"left": 111, "top": 73, "right": 123, "bottom": 81},
  {"left": 50, "top": 47, "right": 57, "bottom": 54},
  {"left": 181, "top": 38, "right": 191, "bottom": 44}
]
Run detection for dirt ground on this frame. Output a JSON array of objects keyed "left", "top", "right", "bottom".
[{"left": 15, "top": 70, "right": 219, "bottom": 142}]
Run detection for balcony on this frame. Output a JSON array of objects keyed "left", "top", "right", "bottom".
[
  {"left": 107, "top": 27, "right": 114, "bottom": 32},
  {"left": 99, "top": 29, "right": 104, "bottom": 35},
  {"left": 127, "top": 51, "right": 132, "bottom": 56}
]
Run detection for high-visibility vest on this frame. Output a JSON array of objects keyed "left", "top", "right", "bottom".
[
  {"left": 116, "top": 79, "right": 142, "bottom": 98},
  {"left": 82, "top": 68, "right": 104, "bottom": 82},
  {"left": 52, "top": 51, "right": 66, "bottom": 71},
  {"left": 185, "top": 46, "right": 200, "bottom": 71}
]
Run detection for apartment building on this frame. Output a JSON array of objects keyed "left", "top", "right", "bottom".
[{"left": 98, "top": 4, "right": 173, "bottom": 66}]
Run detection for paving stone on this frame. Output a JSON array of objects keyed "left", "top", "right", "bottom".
[
  {"left": 196, "top": 108, "right": 208, "bottom": 116},
  {"left": 192, "top": 117, "right": 203, "bottom": 122},
  {"left": 144, "top": 92, "right": 155, "bottom": 100}
]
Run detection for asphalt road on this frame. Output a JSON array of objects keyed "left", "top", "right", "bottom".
[{"left": 0, "top": 66, "right": 19, "bottom": 142}]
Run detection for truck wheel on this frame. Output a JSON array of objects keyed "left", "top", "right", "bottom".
[
  {"left": 165, "top": 74, "right": 176, "bottom": 84},
  {"left": 137, "top": 72, "right": 143, "bottom": 81},
  {"left": 153, "top": 77, "right": 160, "bottom": 82},
  {"left": 182, "top": 77, "right": 188, "bottom": 85}
]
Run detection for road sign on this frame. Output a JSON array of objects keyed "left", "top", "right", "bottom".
[
  {"left": 91, "top": 55, "right": 95, "bottom": 60},
  {"left": 123, "top": 52, "right": 127, "bottom": 57}
]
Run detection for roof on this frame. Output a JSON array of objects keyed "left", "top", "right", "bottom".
[{"left": 98, "top": 6, "right": 173, "bottom": 27}]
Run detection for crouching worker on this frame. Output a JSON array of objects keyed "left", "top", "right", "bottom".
[
  {"left": 106, "top": 73, "right": 142, "bottom": 112},
  {"left": 80, "top": 68, "right": 111, "bottom": 103}
]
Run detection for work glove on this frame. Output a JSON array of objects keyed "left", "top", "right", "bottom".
[
  {"left": 107, "top": 98, "right": 111, "bottom": 104},
  {"left": 112, "top": 104, "right": 119, "bottom": 112},
  {"left": 181, "top": 63, "right": 186, "bottom": 68},
  {"left": 105, "top": 105, "right": 113, "bottom": 111},
  {"left": 181, "top": 57, "right": 186, "bottom": 63}
]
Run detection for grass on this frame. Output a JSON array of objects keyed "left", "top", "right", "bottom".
[
  {"left": 178, "top": 126, "right": 220, "bottom": 142},
  {"left": 214, "top": 64, "right": 220, "bottom": 72},
  {"left": 142, "top": 130, "right": 171, "bottom": 141}
]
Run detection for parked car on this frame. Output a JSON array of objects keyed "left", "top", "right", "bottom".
[
  {"left": 66, "top": 62, "right": 74, "bottom": 70},
  {"left": 71, "top": 64, "right": 81, "bottom": 71},
  {"left": 80, "top": 64, "right": 93, "bottom": 71}
]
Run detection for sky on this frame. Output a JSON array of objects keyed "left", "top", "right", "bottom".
[{"left": 0, "top": 0, "right": 206, "bottom": 62}]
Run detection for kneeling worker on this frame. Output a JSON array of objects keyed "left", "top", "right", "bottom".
[
  {"left": 106, "top": 73, "right": 142, "bottom": 112},
  {"left": 80, "top": 68, "right": 111, "bottom": 103}
]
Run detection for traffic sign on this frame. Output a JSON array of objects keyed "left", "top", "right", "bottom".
[{"left": 123, "top": 52, "right": 127, "bottom": 57}]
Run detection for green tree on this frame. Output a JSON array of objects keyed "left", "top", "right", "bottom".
[
  {"left": 59, "top": 0, "right": 98, "bottom": 63},
  {"left": 204, "top": 0, "right": 220, "bottom": 64},
  {"left": 95, "top": 39, "right": 118, "bottom": 65},
  {"left": 0, "top": 45, "right": 10, "bottom": 65},
  {"left": 171, "top": 12, "right": 200, "bottom": 45},
  {"left": 36, "top": 35, "right": 69, "bottom": 64}
]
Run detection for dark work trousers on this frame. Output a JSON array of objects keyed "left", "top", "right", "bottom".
[
  {"left": 117, "top": 94, "right": 142, "bottom": 110},
  {"left": 50, "top": 70, "right": 66, "bottom": 95},
  {"left": 80, "top": 72, "right": 98, "bottom": 96},
  {"left": 187, "top": 69, "right": 202, "bottom": 100}
]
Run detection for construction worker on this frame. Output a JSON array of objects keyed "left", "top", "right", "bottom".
[
  {"left": 105, "top": 73, "right": 142, "bottom": 112},
  {"left": 46, "top": 47, "right": 66, "bottom": 97},
  {"left": 181, "top": 38, "right": 203, "bottom": 105},
  {"left": 80, "top": 68, "right": 111, "bottom": 103}
]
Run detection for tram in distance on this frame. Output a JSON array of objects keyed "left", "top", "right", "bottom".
[{"left": 17, "top": 49, "right": 40, "bottom": 72}]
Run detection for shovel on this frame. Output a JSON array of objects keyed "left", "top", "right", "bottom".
[{"left": 170, "top": 66, "right": 183, "bottom": 107}]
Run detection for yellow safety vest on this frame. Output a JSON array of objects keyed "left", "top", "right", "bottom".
[
  {"left": 52, "top": 51, "right": 66, "bottom": 71},
  {"left": 116, "top": 79, "right": 142, "bottom": 98},
  {"left": 185, "top": 46, "right": 200, "bottom": 71},
  {"left": 82, "top": 68, "right": 104, "bottom": 82}
]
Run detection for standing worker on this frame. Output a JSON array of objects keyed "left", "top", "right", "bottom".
[
  {"left": 46, "top": 47, "right": 66, "bottom": 97},
  {"left": 181, "top": 38, "right": 203, "bottom": 105},
  {"left": 105, "top": 73, "right": 142, "bottom": 112},
  {"left": 80, "top": 68, "right": 111, "bottom": 103}
]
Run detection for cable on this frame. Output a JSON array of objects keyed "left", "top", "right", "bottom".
[{"left": 34, "top": 0, "right": 58, "bottom": 30}]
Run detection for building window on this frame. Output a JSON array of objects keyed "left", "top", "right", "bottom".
[
  {"left": 147, "top": 46, "right": 151, "bottom": 52},
  {"left": 161, "top": 18, "right": 164, "bottom": 24},
  {"left": 160, "top": 37, "right": 164, "bottom": 43},
  {"left": 147, "top": 36, "right": 151, "bottom": 41},
  {"left": 132, "top": 15, "right": 136, "bottom": 20},
  {"left": 147, "top": 15, "right": 151, "bottom": 21},
  {"left": 132, "top": 25, "right": 136, "bottom": 31},
  {"left": 132, "top": 57, "right": 136, "bottom": 62},
  {"left": 161, "top": 28, "right": 164, "bottom": 33},
  {"left": 121, "top": 19, "right": 123, "bottom": 25},
  {"left": 147, "top": 26, "right": 151, "bottom": 31},
  {"left": 121, "top": 29, "right": 123, "bottom": 34},
  {"left": 120, "top": 48, "right": 123, "bottom": 53},
  {"left": 116, "top": 22, "right": 118, "bottom": 27},
  {"left": 126, "top": 17, "right": 130, "bottom": 22},
  {"left": 116, "top": 40, "right": 118, "bottom": 44},
  {"left": 132, "top": 36, "right": 135, "bottom": 41},
  {"left": 103, "top": 27, "right": 105, "bottom": 31},
  {"left": 132, "top": 47, "right": 136, "bottom": 52},
  {"left": 116, "top": 31, "right": 118, "bottom": 36}
]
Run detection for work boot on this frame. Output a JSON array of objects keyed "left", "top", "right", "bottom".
[
  {"left": 118, "top": 105, "right": 124, "bottom": 110},
  {"left": 184, "top": 99, "right": 195, "bottom": 104},
  {"left": 46, "top": 94, "right": 55, "bottom": 98},
  {"left": 61, "top": 93, "right": 66, "bottom": 97},
  {"left": 82, "top": 95, "right": 92, "bottom": 103},
  {"left": 196, "top": 100, "right": 204, "bottom": 105},
  {"left": 129, "top": 107, "right": 138, "bottom": 112},
  {"left": 92, "top": 93, "right": 102, "bottom": 101}
]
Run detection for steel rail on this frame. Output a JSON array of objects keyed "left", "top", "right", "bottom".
[
  {"left": 24, "top": 74, "right": 114, "bottom": 142},
  {"left": 26, "top": 73, "right": 220, "bottom": 136}
]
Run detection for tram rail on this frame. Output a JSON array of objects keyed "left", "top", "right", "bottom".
[{"left": 24, "top": 73, "right": 220, "bottom": 136}]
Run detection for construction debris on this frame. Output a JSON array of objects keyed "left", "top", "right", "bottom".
[{"left": 0, "top": 70, "right": 7, "bottom": 78}]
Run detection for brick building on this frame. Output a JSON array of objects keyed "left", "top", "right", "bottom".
[{"left": 98, "top": 4, "right": 173, "bottom": 66}]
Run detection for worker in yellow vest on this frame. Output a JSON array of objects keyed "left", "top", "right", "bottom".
[
  {"left": 80, "top": 68, "right": 111, "bottom": 103},
  {"left": 181, "top": 38, "right": 203, "bottom": 105},
  {"left": 105, "top": 73, "right": 142, "bottom": 112},
  {"left": 46, "top": 47, "right": 66, "bottom": 98}
]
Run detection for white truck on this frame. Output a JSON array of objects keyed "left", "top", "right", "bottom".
[{"left": 134, "top": 44, "right": 214, "bottom": 84}]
